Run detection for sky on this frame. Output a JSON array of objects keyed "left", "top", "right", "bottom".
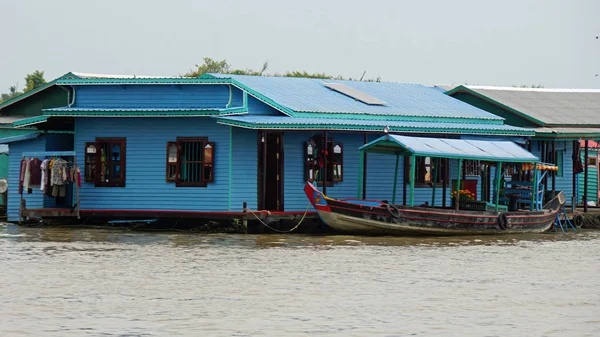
[{"left": 1, "top": 0, "right": 599, "bottom": 91}]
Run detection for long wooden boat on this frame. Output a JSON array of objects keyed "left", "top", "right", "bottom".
[{"left": 304, "top": 182, "right": 565, "bottom": 236}]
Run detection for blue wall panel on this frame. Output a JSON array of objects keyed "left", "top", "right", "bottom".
[
  {"left": 75, "top": 117, "right": 235, "bottom": 211},
  {"left": 74, "top": 84, "right": 242, "bottom": 109},
  {"left": 230, "top": 128, "right": 258, "bottom": 211},
  {"left": 7, "top": 136, "right": 46, "bottom": 221},
  {"left": 247, "top": 96, "right": 280, "bottom": 115},
  {"left": 283, "top": 132, "right": 363, "bottom": 211}
]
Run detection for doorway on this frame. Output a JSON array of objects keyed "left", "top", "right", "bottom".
[{"left": 258, "top": 131, "right": 284, "bottom": 211}]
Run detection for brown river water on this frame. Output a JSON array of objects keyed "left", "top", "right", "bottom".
[{"left": 1, "top": 223, "right": 599, "bottom": 337}]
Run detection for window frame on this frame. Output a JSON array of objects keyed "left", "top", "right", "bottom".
[
  {"left": 304, "top": 139, "right": 343, "bottom": 187},
  {"left": 407, "top": 156, "right": 449, "bottom": 187},
  {"left": 94, "top": 137, "right": 127, "bottom": 187},
  {"left": 167, "top": 137, "right": 215, "bottom": 188},
  {"left": 84, "top": 142, "right": 97, "bottom": 183}
]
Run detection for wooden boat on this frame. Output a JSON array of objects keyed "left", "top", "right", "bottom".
[
  {"left": 304, "top": 134, "right": 565, "bottom": 236},
  {"left": 305, "top": 182, "right": 564, "bottom": 235}
]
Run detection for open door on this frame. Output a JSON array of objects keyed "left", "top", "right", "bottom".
[{"left": 258, "top": 131, "right": 284, "bottom": 211}]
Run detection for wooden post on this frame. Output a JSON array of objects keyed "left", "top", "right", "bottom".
[
  {"left": 431, "top": 157, "right": 439, "bottom": 207},
  {"left": 531, "top": 162, "right": 538, "bottom": 211},
  {"left": 392, "top": 154, "right": 400, "bottom": 204},
  {"left": 363, "top": 133, "right": 368, "bottom": 200},
  {"left": 442, "top": 159, "right": 447, "bottom": 207},
  {"left": 409, "top": 155, "right": 416, "bottom": 206},
  {"left": 403, "top": 157, "right": 408, "bottom": 205},
  {"left": 551, "top": 140, "right": 556, "bottom": 193},
  {"left": 75, "top": 156, "right": 80, "bottom": 220},
  {"left": 495, "top": 162, "right": 503, "bottom": 212},
  {"left": 357, "top": 150, "right": 365, "bottom": 199},
  {"left": 584, "top": 140, "right": 589, "bottom": 213},
  {"left": 455, "top": 159, "right": 463, "bottom": 210},
  {"left": 572, "top": 140, "right": 577, "bottom": 212},
  {"left": 323, "top": 132, "right": 328, "bottom": 195}
]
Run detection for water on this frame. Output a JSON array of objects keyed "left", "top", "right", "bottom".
[{"left": 1, "top": 224, "right": 599, "bottom": 337}]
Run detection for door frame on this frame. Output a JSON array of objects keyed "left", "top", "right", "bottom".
[{"left": 257, "top": 131, "right": 284, "bottom": 211}]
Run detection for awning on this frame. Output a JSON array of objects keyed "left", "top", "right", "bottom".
[
  {"left": 215, "top": 115, "right": 535, "bottom": 136},
  {"left": 360, "top": 134, "right": 538, "bottom": 163}
]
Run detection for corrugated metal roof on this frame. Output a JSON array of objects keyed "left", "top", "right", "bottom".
[
  {"left": 215, "top": 116, "right": 534, "bottom": 136},
  {"left": 210, "top": 74, "right": 504, "bottom": 120},
  {"left": 43, "top": 107, "right": 247, "bottom": 117},
  {"left": 0, "top": 115, "right": 31, "bottom": 124},
  {"left": 361, "top": 134, "right": 538, "bottom": 162},
  {"left": 451, "top": 85, "right": 600, "bottom": 126},
  {"left": 0, "top": 133, "right": 40, "bottom": 144}
]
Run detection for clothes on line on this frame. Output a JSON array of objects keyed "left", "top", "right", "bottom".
[{"left": 19, "top": 157, "right": 81, "bottom": 195}]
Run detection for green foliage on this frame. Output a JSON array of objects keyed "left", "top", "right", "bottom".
[
  {"left": 512, "top": 84, "right": 544, "bottom": 88},
  {"left": 0, "top": 85, "right": 22, "bottom": 103},
  {"left": 23, "top": 70, "right": 46, "bottom": 93},
  {"left": 185, "top": 57, "right": 381, "bottom": 81}
]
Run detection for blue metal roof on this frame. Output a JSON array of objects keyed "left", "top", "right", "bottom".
[
  {"left": 210, "top": 74, "right": 504, "bottom": 120},
  {"left": 361, "top": 134, "right": 538, "bottom": 162},
  {"left": 0, "top": 133, "right": 40, "bottom": 144},
  {"left": 43, "top": 107, "right": 247, "bottom": 117},
  {"left": 215, "top": 115, "right": 534, "bottom": 136}
]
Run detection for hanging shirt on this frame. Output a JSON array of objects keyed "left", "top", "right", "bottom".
[
  {"left": 19, "top": 159, "right": 26, "bottom": 195},
  {"left": 23, "top": 160, "right": 31, "bottom": 190},
  {"left": 40, "top": 159, "right": 49, "bottom": 192},
  {"left": 28, "top": 158, "right": 42, "bottom": 187},
  {"left": 51, "top": 158, "right": 69, "bottom": 186}
]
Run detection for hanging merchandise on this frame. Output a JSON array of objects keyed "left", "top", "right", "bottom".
[
  {"left": 40, "top": 159, "right": 49, "bottom": 192},
  {"left": 50, "top": 158, "right": 69, "bottom": 198},
  {"left": 28, "top": 158, "right": 42, "bottom": 188}
]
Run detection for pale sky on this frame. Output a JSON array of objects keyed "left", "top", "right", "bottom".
[{"left": 1, "top": 0, "right": 599, "bottom": 91}]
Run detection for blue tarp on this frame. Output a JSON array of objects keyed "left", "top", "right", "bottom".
[{"left": 361, "top": 134, "right": 538, "bottom": 162}]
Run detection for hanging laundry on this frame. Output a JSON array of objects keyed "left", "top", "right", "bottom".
[
  {"left": 23, "top": 159, "right": 31, "bottom": 191},
  {"left": 50, "top": 158, "right": 68, "bottom": 186},
  {"left": 28, "top": 158, "right": 42, "bottom": 188},
  {"left": 18, "top": 159, "right": 26, "bottom": 195},
  {"left": 40, "top": 159, "right": 49, "bottom": 192}
]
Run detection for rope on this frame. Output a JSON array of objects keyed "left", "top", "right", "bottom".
[{"left": 250, "top": 203, "right": 312, "bottom": 233}]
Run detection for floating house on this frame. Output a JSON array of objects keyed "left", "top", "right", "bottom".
[
  {"left": 444, "top": 85, "right": 600, "bottom": 209},
  {"left": 0, "top": 73, "right": 534, "bottom": 224}
]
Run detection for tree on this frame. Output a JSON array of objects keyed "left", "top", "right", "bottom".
[
  {"left": 23, "top": 70, "right": 46, "bottom": 93},
  {"left": 0, "top": 84, "right": 21, "bottom": 103},
  {"left": 184, "top": 57, "right": 379, "bottom": 81},
  {"left": 185, "top": 58, "right": 231, "bottom": 77}
]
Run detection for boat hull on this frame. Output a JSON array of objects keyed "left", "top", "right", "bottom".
[{"left": 304, "top": 183, "right": 563, "bottom": 236}]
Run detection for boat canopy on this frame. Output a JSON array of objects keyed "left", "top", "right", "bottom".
[{"left": 360, "top": 134, "right": 538, "bottom": 163}]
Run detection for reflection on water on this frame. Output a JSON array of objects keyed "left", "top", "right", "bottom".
[{"left": 1, "top": 223, "right": 599, "bottom": 336}]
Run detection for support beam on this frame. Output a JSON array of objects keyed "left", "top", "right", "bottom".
[
  {"left": 584, "top": 140, "right": 589, "bottom": 213},
  {"left": 551, "top": 140, "right": 556, "bottom": 193},
  {"left": 495, "top": 162, "right": 503, "bottom": 212},
  {"left": 362, "top": 133, "right": 368, "bottom": 199},
  {"left": 409, "top": 155, "right": 416, "bottom": 206},
  {"left": 442, "top": 159, "right": 448, "bottom": 207},
  {"left": 431, "top": 157, "right": 439, "bottom": 207},
  {"left": 531, "top": 162, "right": 538, "bottom": 211},
  {"left": 572, "top": 141, "right": 577, "bottom": 212},
  {"left": 392, "top": 154, "right": 400, "bottom": 204},
  {"left": 323, "top": 132, "right": 328, "bottom": 195},
  {"left": 357, "top": 150, "right": 365, "bottom": 199},
  {"left": 403, "top": 157, "right": 408, "bottom": 205},
  {"left": 455, "top": 159, "right": 463, "bottom": 210}
]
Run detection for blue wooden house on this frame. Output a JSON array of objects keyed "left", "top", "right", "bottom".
[
  {"left": 444, "top": 85, "right": 600, "bottom": 210},
  {"left": 0, "top": 73, "right": 534, "bottom": 224}
]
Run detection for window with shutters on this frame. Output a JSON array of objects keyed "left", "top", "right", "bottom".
[
  {"left": 84, "top": 138, "right": 126, "bottom": 187},
  {"left": 304, "top": 138, "right": 343, "bottom": 186},
  {"left": 166, "top": 137, "right": 215, "bottom": 187}
]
